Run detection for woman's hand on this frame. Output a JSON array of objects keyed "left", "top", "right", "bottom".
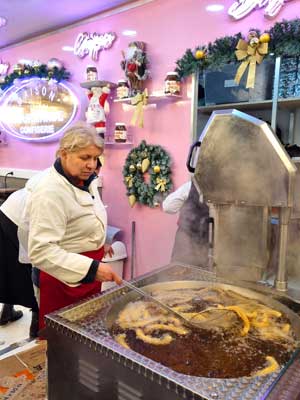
[{"left": 95, "top": 263, "right": 122, "bottom": 285}]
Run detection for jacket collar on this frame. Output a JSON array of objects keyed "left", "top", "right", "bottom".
[{"left": 54, "top": 158, "right": 96, "bottom": 193}]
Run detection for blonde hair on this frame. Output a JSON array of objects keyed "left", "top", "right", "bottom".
[{"left": 56, "top": 121, "right": 104, "bottom": 157}]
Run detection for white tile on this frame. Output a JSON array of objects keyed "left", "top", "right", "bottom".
[{"left": 0, "top": 304, "right": 31, "bottom": 351}]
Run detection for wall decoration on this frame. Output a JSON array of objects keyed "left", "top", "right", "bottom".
[
  {"left": 130, "top": 89, "right": 148, "bottom": 128},
  {"left": 74, "top": 32, "right": 116, "bottom": 61},
  {"left": 121, "top": 41, "right": 150, "bottom": 96},
  {"left": 234, "top": 31, "right": 269, "bottom": 88},
  {"left": 0, "top": 59, "right": 70, "bottom": 92},
  {"left": 0, "top": 78, "right": 78, "bottom": 141},
  {"left": 175, "top": 17, "right": 300, "bottom": 79},
  {"left": 123, "top": 140, "right": 172, "bottom": 208},
  {"left": 80, "top": 66, "right": 114, "bottom": 138},
  {"left": 228, "top": 0, "right": 297, "bottom": 20}
]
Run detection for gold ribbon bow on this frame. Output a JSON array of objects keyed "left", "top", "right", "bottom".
[
  {"left": 234, "top": 38, "right": 268, "bottom": 89},
  {"left": 155, "top": 177, "right": 167, "bottom": 192},
  {"left": 131, "top": 88, "right": 148, "bottom": 128},
  {"left": 125, "top": 175, "right": 134, "bottom": 188}
]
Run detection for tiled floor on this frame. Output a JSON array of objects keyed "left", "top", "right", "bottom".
[{"left": 0, "top": 304, "right": 32, "bottom": 353}]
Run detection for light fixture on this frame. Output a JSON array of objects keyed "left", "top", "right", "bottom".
[
  {"left": 0, "top": 16, "right": 7, "bottom": 27},
  {"left": 205, "top": 4, "right": 224, "bottom": 12},
  {"left": 62, "top": 46, "right": 74, "bottom": 52},
  {"left": 122, "top": 29, "right": 137, "bottom": 37}
]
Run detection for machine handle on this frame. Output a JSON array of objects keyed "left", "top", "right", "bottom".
[{"left": 186, "top": 141, "right": 201, "bottom": 173}]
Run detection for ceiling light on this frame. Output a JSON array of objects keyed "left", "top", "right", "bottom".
[
  {"left": 62, "top": 46, "right": 74, "bottom": 52},
  {"left": 0, "top": 16, "right": 7, "bottom": 27},
  {"left": 122, "top": 30, "right": 137, "bottom": 37},
  {"left": 205, "top": 4, "right": 224, "bottom": 12}
]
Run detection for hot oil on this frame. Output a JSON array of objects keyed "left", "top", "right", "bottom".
[{"left": 110, "top": 287, "right": 298, "bottom": 379}]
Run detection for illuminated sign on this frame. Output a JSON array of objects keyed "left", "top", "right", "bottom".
[
  {"left": 228, "top": 0, "right": 296, "bottom": 20},
  {"left": 74, "top": 32, "right": 116, "bottom": 61},
  {"left": 0, "top": 78, "right": 78, "bottom": 141}
]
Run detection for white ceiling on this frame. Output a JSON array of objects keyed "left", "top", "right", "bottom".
[{"left": 0, "top": 0, "right": 136, "bottom": 49}]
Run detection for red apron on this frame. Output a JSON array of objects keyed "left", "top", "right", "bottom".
[{"left": 39, "top": 247, "right": 104, "bottom": 330}]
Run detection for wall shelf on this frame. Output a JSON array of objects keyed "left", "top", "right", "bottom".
[
  {"left": 113, "top": 93, "right": 182, "bottom": 105},
  {"left": 198, "top": 97, "right": 300, "bottom": 114},
  {"left": 104, "top": 134, "right": 133, "bottom": 146}
]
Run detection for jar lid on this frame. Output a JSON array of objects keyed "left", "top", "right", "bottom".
[
  {"left": 115, "top": 122, "right": 126, "bottom": 126},
  {"left": 118, "top": 79, "right": 127, "bottom": 83},
  {"left": 166, "top": 72, "right": 179, "bottom": 76}
]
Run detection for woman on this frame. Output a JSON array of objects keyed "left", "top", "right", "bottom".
[{"left": 26, "top": 121, "right": 122, "bottom": 329}]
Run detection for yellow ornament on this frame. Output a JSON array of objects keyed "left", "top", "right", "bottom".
[
  {"left": 259, "top": 33, "right": 271, "bottom": 44},
  {"left": 129, "top": 164, "right": 136, "bottom": 173},
  {"left": 136, "top": 162, "right": 142, "bottom": 170},
  {"left": 195, "top": 50, "right": 205, "bottom": 60},
  {"left": 153, "top": 165, "right": 161, "bottom": 173},
  {"left": 141, "top": 158, "right": 150, "bottom": 173},
  {"left": 129, "top": 194, "right": 136, "bottom": 207}
]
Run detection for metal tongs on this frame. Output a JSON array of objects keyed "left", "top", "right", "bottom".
[{"left": 122, "top": 280, "right": 229, "bottom": 330}]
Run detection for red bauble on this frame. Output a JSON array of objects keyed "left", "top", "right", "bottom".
[{"left": 127, "top": 63, "right": 137, "bottom": 72}]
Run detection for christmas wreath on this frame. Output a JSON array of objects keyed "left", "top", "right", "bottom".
[
  {"left": 123, "top": 140, "right": 172, "bottom": 208},
  {"left": 0, "top": 59, "right": 70, "bottom": 91}
]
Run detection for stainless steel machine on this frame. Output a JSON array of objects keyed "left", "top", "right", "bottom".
[{"left": 45, "top": 110, "right": 300, "bottom": 400}]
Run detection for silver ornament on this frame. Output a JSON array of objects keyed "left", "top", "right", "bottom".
[{"left": 47, "top": 58, "right": 63, "bottom": 70}]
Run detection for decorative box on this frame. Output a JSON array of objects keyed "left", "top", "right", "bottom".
[{"left": 204, "top": 60, "right": 275, "bottom": 105}]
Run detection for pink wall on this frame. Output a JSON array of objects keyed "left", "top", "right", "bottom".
[{"left": 0, "top": 0, "right": 299, "bottom": 278}]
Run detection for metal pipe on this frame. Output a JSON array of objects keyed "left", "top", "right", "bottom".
[
  {"left": 190, "top": 72, "right": 199, "bottom": 143},
  {"left": 274, "top": 207, "right": 290, "bottom": 291},
  {"left": 130, "top": 221, "right": 136, "bottom": 279},
  {"left": 4, "top": 171, "right": 13, "bottom": 189},
  {"left": 271, "top": 56, "right": 281, "bottom": 132}
]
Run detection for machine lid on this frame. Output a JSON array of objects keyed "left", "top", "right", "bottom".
[{"left": 194, "top": 109, "right": 297, "bottom": 207}]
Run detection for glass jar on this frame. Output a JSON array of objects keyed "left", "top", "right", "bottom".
[
  {"left": 114, "top": 123, "right": 127, "bottom": 143},
  {"left": 116, "top": 80, "right": 130, "bottom": 99},
  {"left": 86, "top": 66, "right": 98, "bottom": 81},
  {"left": 164, "top": 72, "right": 180, "bottom": 95}
]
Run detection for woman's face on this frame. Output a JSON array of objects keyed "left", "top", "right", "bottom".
[{"left": 61, "top": 144, "right": 103, "bottom": 183}]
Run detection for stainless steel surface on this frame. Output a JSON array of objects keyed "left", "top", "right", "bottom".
[
  {"left": 275, "top": 208, "right": 290, "bottom": 291},
  {"left": 195, "top": 110, "right": 296, "bottom": 207},
  {"left": 45, "top": 264, "right": 300, "bottom": 400},
  {"left": 193, "top": 109, "right": 297, "bottom": 287}
]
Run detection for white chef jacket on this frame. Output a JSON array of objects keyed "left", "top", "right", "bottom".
[
  {"left": 162, "top": 181, "right": 192, "bottom": 214},
  {"left": 0, "top": 188, "right": 27, "bottom": 226},
  {"left": 26, "top": 166, "right": 107, "bottom": 286}
]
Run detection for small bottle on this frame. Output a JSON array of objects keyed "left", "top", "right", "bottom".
[
  {"left": 86, "top": 66, "right": 98, "bottom": 81},
  {"left": 116, "top": 79, "right": 130, "bottom": 99},
  {"left": 114, "top": 123, "right": 127, "bottom": 143},
  {"left": 164, "top": 72, "right": 180, "bottom": 95}
]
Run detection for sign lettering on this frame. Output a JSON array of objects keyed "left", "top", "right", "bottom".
[
  {"left": 74, "top": 32, "right": 116, "bottom": 61},
  {"left": 0, "top": 78, "right": 78, "bottom": 141},
  {"left": 228, "top": 0, "right": 295, "bottom": 20}
]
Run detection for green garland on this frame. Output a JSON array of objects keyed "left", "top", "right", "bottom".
[
  {"left": 0, "top": 64, "right": 71, "bottom": 91},
  {"left": 175, "top": 17, "right": 300, "bottom": 78},
  {"left": 123, "top": 140, "right": 172, "bottom": 208}
]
